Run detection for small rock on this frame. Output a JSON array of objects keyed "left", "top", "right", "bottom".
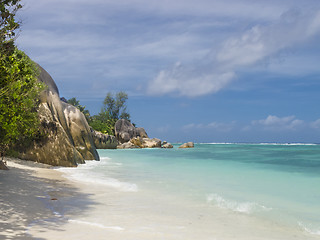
[
  {"left": 179, "top": 142, "right": 194, "bottom": 148},
  {"left": 162, "top": 143, "right": 173, "bottom": 148}
]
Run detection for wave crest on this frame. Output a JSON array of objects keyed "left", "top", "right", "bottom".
[{"left": 207, "top": 193, "right": 271, "bottom": 214}]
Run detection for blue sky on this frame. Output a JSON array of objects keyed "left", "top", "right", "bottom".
[{"left": 17, "top": 0, "right": 320, "bottom": 143}]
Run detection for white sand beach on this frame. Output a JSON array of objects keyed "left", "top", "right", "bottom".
[
  {"left": 1, "top": 155, "right": 320, "bottom": 240},
  {"left": 0, "top": 158, "right": 94, "bottom": 240}
]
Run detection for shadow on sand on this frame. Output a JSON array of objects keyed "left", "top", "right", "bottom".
[{"left": 0, "top": 162, "right": 96, "bottom": 240}]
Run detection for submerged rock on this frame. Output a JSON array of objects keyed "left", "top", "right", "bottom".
[
  {"left": 179, "top": 142, "right": 194, "bottom": 148},
  {"left": 18, "top": 65, "right": 99, "bottom": 167}
]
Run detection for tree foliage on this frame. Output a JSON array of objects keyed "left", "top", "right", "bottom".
[
  {"left": 88, "top": 91, "right": 130, "bottom": 135},
  {"left": 0, "top": 1, "right": 44, "bottom": 159},
  {"left": 103, "top": 91, "right": 130, "bottom": 121},
  {"left": 0, "top": 49, "right": 43, "bottom": 158},
  {"left": 0, "top": 0, "right": 22, "bottom": 55}
]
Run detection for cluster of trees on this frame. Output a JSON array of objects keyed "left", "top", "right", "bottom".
[
  {"left": 67, "top": 91, "right": 131, "bottom": 135},
  {"left": 0, "top": 0, "right": 44, "bottom": 162}
]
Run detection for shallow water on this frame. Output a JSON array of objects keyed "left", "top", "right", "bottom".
[{"left": 49, "top": 143, "right": 320, "bottom": 239}]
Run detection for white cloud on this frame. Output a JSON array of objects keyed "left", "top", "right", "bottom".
[
  {"left": 148, "top": 9, "right": 320, "bottom": 97},
  {"left": 251, "top": 115, "right": 304, "bottom": 130},
  {"left": 182, "top": 121, "right": 235, "bottom": 132},
  {"left": 17, "top": 0, "right": 320, "bottom": 99}
]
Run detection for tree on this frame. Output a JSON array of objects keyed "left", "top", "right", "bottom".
[
  {"left": 0, "top": 49, "right": 43, "bottom": 160},
  {"left": 0, "top": 0, "right": 22, "bottom": 55},
  {"left": 0, "top": 1, "right": 44, "bottom": 163},
  {"left": 88, "top": 91, "right": 130, "bottom": 135},
  {"left": 103, "top": 91, "right": 130, "bottom": 121}
]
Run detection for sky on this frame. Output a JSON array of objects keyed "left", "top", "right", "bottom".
[{"left": 16, "top": 0, "right": 320, "bottom": 143}]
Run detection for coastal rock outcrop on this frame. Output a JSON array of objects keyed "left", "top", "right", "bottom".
[
  {"left": 162, "top": 141, "right": 173, "bottom": 148},
  {"left": 179, "top": 142, "right": 194, "bottom": 148},
  {"left": 91, "top": 130, "right": 118, "bottom": 149},
  {"left": 114, "top": 119, "right": 148, "bottom": 143},
  {"left": 117, "top": 142, "right": 139, "bottom": 149},
  {"left": 114, "top": 119, "right": 171, "bottom": 149},
  {"left": 130, "top": 137, "right": 161, "bottom": 148},
  {"left": 18, "top": 65, "right": 99, "bottom": 167}
]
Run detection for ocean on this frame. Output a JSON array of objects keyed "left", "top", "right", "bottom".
[{"left": 54, "top": 143, "right": 320, "bottom": 240}]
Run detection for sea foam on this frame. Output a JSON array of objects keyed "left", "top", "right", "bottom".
[
  {"left": 207, "top": 193, "right": 271, "bottom": 214},
  {"left": 56, "top": 159, "right": 138, "bottom": 192},
  {"left": 298, "top": 222, "right": 320, "bottom": 235},
  {"left": 68, "top": 219, "right": 124, "bottom": 231}
]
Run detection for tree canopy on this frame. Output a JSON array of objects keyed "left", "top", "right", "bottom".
[
  {"left": 103, "top": 91, "right": 130, "bottom": 121},
  {"left": 0, "top": 0, "right": 22, "bottom": 55},
  {"left": 0, "top": 49, "right": 43, "bottom": 158},
  {"left": 0, "top": 1, "right": 43, "bottom": 160},
  {"left": 89, "top": 91, "right": 130, "bottom": 134}
]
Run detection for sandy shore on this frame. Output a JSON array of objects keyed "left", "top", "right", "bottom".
[
  {"left": 1, "top": 157, "right": 319, "bottom": 240},
  {"left": 0, "top": 157, "right": 94, "bottom": 240}
]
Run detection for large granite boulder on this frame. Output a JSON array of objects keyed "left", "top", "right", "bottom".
[
  {"left": 179, "top": 142, "right": 194, "bottom": 148},
  {"left": 129, "top": 137, "right": 161, "bottom": 148},
  {"left": 117, "top": 142, "right": 139, "bottom": 149},
  {"left": 114, "top": 119, "right": 148, "bottom": 144},
  {"left": 18, "top": 65, "right": 99, "bottom": 167},
  {"left": 114, "top": 119, "right": 136, "bottom": 143},
  {"left": 91, "top": 130, "right": 118, "bottom": 149},
  {"left": 136, "top": 127, "right": 148, "bottom": 138},
  {"left": 142, "top": 138, "right": 161, "bottom": 148}
]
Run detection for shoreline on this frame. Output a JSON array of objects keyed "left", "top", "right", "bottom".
[
  {"left": 0, "top": 157, "right": 95, "bottom": 240},
  {"left": 1, "top": 151, "right": 320, "bottom": 240}
]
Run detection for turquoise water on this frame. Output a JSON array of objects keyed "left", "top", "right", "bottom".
[{"left": 61, "top": 143, "right": 320, "bottom": 237}]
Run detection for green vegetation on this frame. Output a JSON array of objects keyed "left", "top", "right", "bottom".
[
  {"left": 67, "top": 92, "right": 130, "bottom": 135},
  {"left": 0, "top": 1, "right": 44, "bottom": 160},
  {"left": 90, "top": 91, "right": 130, "bottom": 135},
  {"left": 0, "top": 0, "right": 22, "bottom": 55},
  {"left": 0, "top": 49, "right": 44, "bottom": 159}
]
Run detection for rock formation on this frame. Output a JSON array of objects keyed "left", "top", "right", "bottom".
[
  {"left": 179, "top": 142, "right": 194, "bottom": 148},
  {"left": 114, "top": 119, "right": 173, "bottom": 149},
  {"left": 91, "top": 129, "right": 118, "bottom": 149},
  {"left": 18, "top": 65, "right": 99, "bottom": 167},
  {"left": 129, "top": 137, "right": 161, "bottom": 148},
  {"left": 117, "top": 142, "right": 140, "bottom": 149},
  {"left": 162, "top": 141, "right": 173, "bottom": 148},
  {"left": 114, "top": 119, "right": 149, "bottom": 144}
]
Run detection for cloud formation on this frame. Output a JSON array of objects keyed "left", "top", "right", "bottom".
[
  {"left": 251, "top": 115, "right": 304, "bottom": 131},
  {"left": 148, "top": 8, "right": 320, "bottom": 97},
  {"left": 182, "top": 121, "right": 236, "bottom": 132}
]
